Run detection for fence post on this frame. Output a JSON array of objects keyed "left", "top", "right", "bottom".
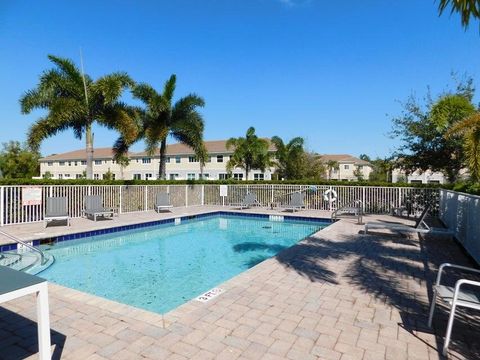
[
  {"left": 362, "top": 186, "right": 366, "bottom": 213},
  {"left": 119, "top": 186, "right": 123, "bottom": 214},
  {"left": 185, "top": 185, "right": 188, "bottom": 207},
  {"left": 329, "top": 186, "right": 333, "bottom": 212},
  {"left": 144, "top": 185, "right": 148, "bottom": 211},
  {"left": 0, "top": 186, "right": 4, "bottom": 227},
  {"left": 201, "top": 185, "right": 204, "bottom": 206},
  {"left": 271, "top": 184, "right": 274, "bottom": 206}
]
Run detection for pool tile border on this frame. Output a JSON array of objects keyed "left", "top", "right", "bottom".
[{"left": 0, "top": 211, "right": 333, "bottom": 252}]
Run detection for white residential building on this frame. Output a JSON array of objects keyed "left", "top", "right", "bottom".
[
  {"left": 391, "top": 168, "right": 446, "bottom": 184},
  {"left": 319, "top": 154, "right": 373, "bottom": 181},
  {"left": 39, "top": 140, "right": 275, "bottom": 181}
]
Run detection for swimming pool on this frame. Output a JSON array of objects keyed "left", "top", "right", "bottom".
[{"left": 39, "top": 213, "right": 329, "bottom": 314}]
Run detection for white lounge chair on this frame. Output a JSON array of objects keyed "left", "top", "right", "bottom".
[
  {"left": 364, "top": 206, "right": 452, "bottom": 235},
  {"left": 155, "top": 192, "right": 173, "bottom": 212},
  {"left": 84, "top": 195, "right": 116, "bottom": 221},
  {"left": 236, "top": 193, "right": 261, "bottom": 209},
  {"left": 44, "top": 197, "right": 70, "bottom": 228},
  {"left": 428, "top": 263, "right": 480, "bottom": 355},
  {"left": 283, "top": 192, "right": 305, "bottom": 212}
]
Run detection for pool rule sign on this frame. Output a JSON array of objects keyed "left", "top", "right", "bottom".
[
  {"left": 22, "top": 187, "right": 42, "bottom": 206},
  {"left": 220, "top": 185, "right": 228, "bottom": 206}
]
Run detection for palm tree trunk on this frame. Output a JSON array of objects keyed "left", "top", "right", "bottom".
[
  {"left": 159, "top": 138, "right": 167, "bottom": 180},
  {"left": 85, "top": 124, "right": 94, "bottom": 179}
]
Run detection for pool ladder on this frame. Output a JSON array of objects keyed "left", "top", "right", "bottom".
[{"left": 0, "top": 230, "right": 49, "bottom": 271}]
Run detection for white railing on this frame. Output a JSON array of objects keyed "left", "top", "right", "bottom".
[
  {"left": 0, "top": 184, "right": 440, "bottom": 226},
  {"left": 439, "top": 189, "right": 480, "bottom": 264}
]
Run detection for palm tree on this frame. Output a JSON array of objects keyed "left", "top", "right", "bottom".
[
  {"left": 20, "top": 55, "right": 138, "bottom": 179},
  {"left": 270, "top": 136, "right": 305, "bottom": 180},
  {"left": 438, "top": 0, "right": 480, "bottom": 28},
  {"left": 446, "top": 113, "right": 480, "bottom": 181},
  {"left": 226, "top": 127, "right": 272, "bottom": 180},
  {"left": 326, "top": 160, "right": 339, "bottom": 180},
  {"left": 115, "top": 75, "right": 206, "bottom": 180}
]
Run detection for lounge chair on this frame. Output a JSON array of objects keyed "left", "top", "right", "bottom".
[
  {"left": 236, "top": 192, "right": 261, "bottom": 209},
  {"left": 428, "top": 263, "right": 480, "bottom": 355},
  {"left": 155, "top": 192, "right": 173, "bottom": 212},
  {"left": 84, "top": 195, "right": 116, "bottom": 221},
  {"left": 44, "top": 197, "right": 70, "bottom": 228},
  {"left": 283, "top": 192, "right": 305, "bottom": 212},
  {"left": 364, "top": 205, "right": 452, "bottom": 235}
]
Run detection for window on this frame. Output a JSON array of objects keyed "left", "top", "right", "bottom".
[
  {"left": 357, "top": 165, "right": 363, "bottom": 170},
  {"left": 58, "top": 174, "right": 63, "bottom": 179},
  {"left": 169, "top": 173, "right": 179, "bottom": 180},
  {"left": 64, "top": 174, "right": 70, "bottom": 178},
  {"left": 216, "top": 155, "right": 224, "bottom": 163},
  {"left": 254, "top": 173, "right": 264, "bottom": 181},
  {"left": 94, "top": 160, "right": 102, "bottom": 165},
  {"left": 74, "top": 161, "right": 78, "bottom": 166},
  {"left": 112, "top": 174, "right": 116, "bottom": 180},
  {"left": 81, "top": 160, "right": 87, "bottom": 165},
  {"left": 68, "top": 161, "right": 72, "bottom": 166},
  {"left": 188, "top": 156, "right": 198, "bottom": 163},
  {"left": 145, "top": 173, "right": 153, "bottom": 180},
  {"left": 200, "top": 173, "right": 209, "bottom": 179},
  {"left": 208, "top": 157, "right": 212, "bottom": 163},
  {"left": 175, "top": 156, "right": 181, "bottom": 164},
  {"left": 133, "top": 173, "right": 141, "bottom": 180},
  {"left": 59, "top": 161, "right": 65, "bottom": 166},
  {"left": 233, "top": 173, "right": 244, "bottom": 180},
  {"left": 428, "top": 180, "right": 440, "bottom": 184},
  {"left": 94, "top": 174, "right": 99, "bottom": 180},
  {"left": 75, "top": 174, "right": 83, "bottom": 179},
  {"left": 410, "top": 180, "right": 423, "bottom": 184},
  {"left": 187, "top": 173, "right": 196, "bottom": 180},
  {"left": 166, "top": 157, "right": 170, "bottom": 163},
  {"left": 344, "top": 165, "right": 350, "bottom": 170},
  {"left": 142, "top": 158, "right": 151, "bottom": 164},
  {"left": 47, "top": 161, "right": 53, "bottom": 166},
  {"left": 219, "top": 173, "right": 230, "bottom": 180}
]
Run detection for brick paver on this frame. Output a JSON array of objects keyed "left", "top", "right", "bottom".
[{"left": 1, "top": 208, "right": 479, "bottom": 359}]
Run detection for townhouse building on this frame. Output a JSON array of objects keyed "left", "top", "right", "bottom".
[{"left": 319, "top": 154, "right": 373, "bottom": 181}]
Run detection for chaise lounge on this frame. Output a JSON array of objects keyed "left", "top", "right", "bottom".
[
  {"left": 84, "top": 195, "right": 116, "bottom": 221},
  {"left": 155, "top": 192, "right": 173, "bottom": 212},
  {"left": 44, "top": 196, "right": 70, "bottom": 228}
]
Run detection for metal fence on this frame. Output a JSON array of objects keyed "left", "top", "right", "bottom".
[
  {"left": 439, "top": 189, "right": 480, "bottom": 264},
  {"left": 0, "top": 184, "right": 440, "bottom": 226}
]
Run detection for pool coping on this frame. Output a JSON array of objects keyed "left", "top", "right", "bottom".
[{"left": 0, "top": 210, "right": 333, "bottom": 252}]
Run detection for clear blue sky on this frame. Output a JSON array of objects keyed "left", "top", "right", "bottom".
[{"left": 1, "top": 0, "right": 479, "bottom": 158}]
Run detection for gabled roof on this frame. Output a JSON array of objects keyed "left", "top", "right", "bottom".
[
  {"left": 40, "top": 148, "right": 123, "bottom": 161},
  {"left": 319, "top": 154, "right": 371, "bottom": 166}
]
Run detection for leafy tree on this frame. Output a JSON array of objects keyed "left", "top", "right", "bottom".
[
  {"left": 438, "top": 0, "right": 480, "bottom": 28},
  {"left": 353, "top": 166, "right": 364, "bottom": 181},
  {"left": 270, "top": 136, "right": 305, "bottom": 180},
  {"left": 368, "top": 158, "right": 394, "bottom": 182},
  {"left": 301, "top": 153, "right": 326, "bottom": 180},
  {"left": 0, "top": 141, "right": 40, "bottom": 179},
  {"left": 391, "top": 80, "right": 476, "bottom": 182},
  {"left": 103, "top": 168, "right": 114, "bottom": 180},
  {"left": 43, "top": 171, "right": 53, "bottom": 179},
  {"left": 20, "top": 55, "right": 138, "bottom": 179},
  {"left": 115, "top": 75, "right": 205, "bottom": 180},
  {"left": 226, "top": 127, "right": 272, "bottom": 180},
  {"left": 446, "top": 113, "right": 480, "bottom": 181},
  {"left": 325, "top": 160, "right": 339, "bottom": 180}
]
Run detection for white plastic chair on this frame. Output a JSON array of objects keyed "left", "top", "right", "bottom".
[{"left": 428, "top": 263, "right": 480, "bottom": 355}]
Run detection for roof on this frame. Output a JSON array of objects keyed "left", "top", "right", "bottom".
[
  {"left": 318, "top": 154, "right": 371, "bottom": 166},
  {"left": 40, "top": 140, "right": 276, "bottom": 161}
]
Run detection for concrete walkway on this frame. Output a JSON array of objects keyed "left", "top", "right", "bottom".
[{"left": 0, "top": 209, "right": 479, "bottom": 359}]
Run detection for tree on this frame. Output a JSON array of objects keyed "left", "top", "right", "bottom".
[
  {"left": 391, "top": 80, "right": 476, "bottom": 182},
  {"left": 301, "top": 153, "right": 327, "bottom": 180},
  {"left": 353, "top": 166, "right": 364, "bottom": 181},
  {"left": 325, "top": 160, "right": 339, "bottom": 180},
  {"left": 0, "top": 141, "right": 40, "bottom": 178},
  {"left": 116, "top": 75, "right": 206, "bottom": 180},
  {"left": 226, "top": 127, "right": 272, "bottom": 180},
  {"left": 20, "top": 55, "right": 138, "bottom": 179},
  {"left": 368, "top": 157, "right": 394, "bottom": 182},
  {"left": 43, "top": 171, "right": 53, "bottom": 179},
  {"left": 438, "top": 0, "right": 480, "bottom": 28},
  {"left": 270, "top": 136, "right": 305, "bottom": 180},
  {"left": 446, "top": 113, "right": 480, "bottom": 181}
]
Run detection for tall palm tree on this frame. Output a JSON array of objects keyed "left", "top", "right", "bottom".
[
  {"left": 20, "top": 55, "right": 138, "bottom": 179},
  {"left": 226, "top": 127, "right": 272, "bottom": 180},
  {"left": 270, "top": 136, "right": 305, "bottom": 180},
  {"left": 115, "top": 75, "right": 206, "bottom": 180},
  {"left": 446, "top": 113, "right": 480, "bottom": 181},
  {"left": 438, "top": 0, "right": 480, "bottom": 28}
]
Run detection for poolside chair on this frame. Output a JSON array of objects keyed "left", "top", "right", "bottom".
[
  {"left": 155, "top": 192, "right": 173, "bottom": 212},
  {"left": 84, "top": 195, "right": 116, "bottom": 222},
  {"left": 428, "top": 263, "right": 480, "bottom": 355},
  {"left": 44, "top": 197, "right": 70, "bottom": 228},
  {"left": 283, "top": 192, "right": 305, "bottom": 212},
  {"left": 364, "top": 205, "right": 452, "bottom": 236},
  {"left": 236, "top": 192, "right": 261, "bottom": 209}
]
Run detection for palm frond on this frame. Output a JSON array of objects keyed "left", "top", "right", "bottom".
[
  {"left": 47, "top": 55, "right": 84, "bottom": 86},
  {"left": 163, "top": 74, "right": 177, "bottom": 103},
  {"left": 438, "top": 0, "right": 480, "bottom": 27},
  {"left": 94, "top": 72, "right": 134, "bottom": 105}
]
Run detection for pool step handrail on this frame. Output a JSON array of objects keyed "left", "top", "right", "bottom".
[
  {"left": 0, "top": 230, "right": 47, "bottom": 266},
  {"left": 332, "top": 199, "right": 364, "bottom": 224}
]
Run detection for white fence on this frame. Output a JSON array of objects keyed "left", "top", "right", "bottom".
[
  {"left": 0, "top": 184, "right": 440, "bottom": 226},
  {"left": 439, "top": 189, "right": 480, "bottom": 264}
]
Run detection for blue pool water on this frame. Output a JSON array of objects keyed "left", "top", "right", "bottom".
[{"left": 39, "top": 215, "right": 328, "bottom": 314}]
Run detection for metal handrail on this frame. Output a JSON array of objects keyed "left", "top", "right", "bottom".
[
  {"left": 332, "top": 199, "right": 364, "bottom": 224},
  {"left": 0, "top": 230, "right": 46, "bottom": 265}
]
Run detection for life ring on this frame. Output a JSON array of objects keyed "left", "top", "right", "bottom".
[{"left": 323, "top": 189, "right": 337, "bottom": 202}]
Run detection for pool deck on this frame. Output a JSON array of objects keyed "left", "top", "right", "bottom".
[{"left": 1, "top": 206, "right": 479, "bottom": 359}]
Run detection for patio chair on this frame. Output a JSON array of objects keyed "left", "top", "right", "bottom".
[
  {"left": 84, "top": 195, "right": 116, "bottom": 221},
  {"left": 236, "top": 192, "right": 261, "bottom": 209},
  {"left": 155, "top": 192, "right": 173, "bottom": 212},
  {"left": 428, "top": 263, "right": 480, "bottom": 355},
  {"left": 283, "top": 192, "right": 305, "bottom": 212},
  {"left": 44, "top": 197, "right": 70, "bottom": 228},
  {"left": 364, "top": 205, "right": 452, "bottom": 236}
]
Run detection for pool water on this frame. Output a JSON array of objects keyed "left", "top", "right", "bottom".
[{"left": 39, "top": 215, "right": 328, "bottom": 314}]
